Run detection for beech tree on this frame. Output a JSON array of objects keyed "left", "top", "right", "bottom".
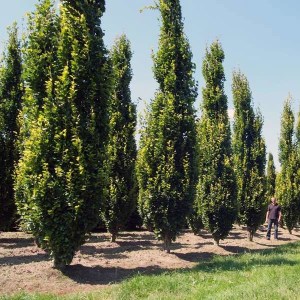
[
  {"left": 15, "top": 0, "right": 59, "bottom": 239},
  {"left": 296, "top": 110, "right": 300, "bottom": 222},
  {"left": 0, "top": 24, "right": 23, "bottom": 231},
  {"left": 276, "top": 98, "right": 298, "bottom": 233},
  {"left": 195, "top": 41, "right": 236, "bottom": 245},
  {"left": 103, "top": 35, "right": 137, "bottom": 242},
  {"left": 136, "top": 0, "right": 198, "bottom": 252},
  {"left": 266, "top": 153, "right": 276, "bottom": 200},
  {"left": 232, "top": 71, "right": 266, "bottom": 241},
  {"left": 15, "top": 0, "right": 111, "bottom": 268}
]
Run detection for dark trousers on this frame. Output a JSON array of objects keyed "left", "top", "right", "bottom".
[{"left": 266, "top": 219, "right": 278, "bottom": 239}]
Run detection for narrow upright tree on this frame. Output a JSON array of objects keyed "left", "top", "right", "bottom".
[
  {"left": 276, "top": 98, "right": 298, "bottom": 233},
  {"left": 15, "top": 0, "right": 59, "bottom": 236},
  {"left": 15, "top": 0, "right": 111, "bottom": 268},
  {"left": 196, "top": 41, "right": 236, "bottom": 245},
  {"left": 0, "top": 24, "right": 23, "bottom": 231},
  {"left": 296, "top": 109, "right": 300, "bottom": 222},
  {"left": 137, "top": 0, "right": 198, "bottom": 252},
  {"left": 103, "top": 35, "right": 137, "bottom": 242},
  {"left": 266, "top": 153, "right": 276, "bottom": 200},
  {"left": 18, "top": 0, "right": 59, "bottom": 142},
  {"left": 232, "top": 71, "right": 266, "bottom": 241}
]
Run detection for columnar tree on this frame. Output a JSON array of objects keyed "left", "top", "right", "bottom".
[
  {"left": 19, "top": 0, "right": 59, "bottom": 142},
  {"left": 296, "top": 109, "right": 300, "bottom": 222},
  {"left": 103, "top": 35, "right": 137, "bottom": 242},
  {"left": 136, "top": 0, "right": 198, "bottom": 253},
  {"left": 15, "top": 0, "right": 59, "bottom": 237},
  {"left": 276, "top": 98, "right": 298, "bottom": 233},
  {"left": 232, "top": 71, "right": 266, "bottom": 241},
  {"left": 15, "top": 0, "right": 111, "bottom": 268},
  {"left": 266, "top": 153, "right": 276, "bottom": 200},
  {"left": 0, "top": 24, "right": 23, "bottom": 231},
  {"left": 196, "top": 41, "right": 236, "bottom": 245}
]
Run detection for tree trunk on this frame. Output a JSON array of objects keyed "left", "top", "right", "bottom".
[
  {"left": 163, "top": 235, "right": 171, "bottom": 253},
  {"left": 213, "top": 238, "right": 220, "bottom": 246},
  {"left": 53, "top": 259, "right": 66, "bottom": 270},
  {"left": 247, "top": 228, "right": 254, "bottom": 241},
  {"left": 110, "top": 232, "right": 117, "bottom": 243}
]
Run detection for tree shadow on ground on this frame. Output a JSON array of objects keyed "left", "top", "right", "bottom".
[
  {"left": 193, "top": 241, "right": 214, "bottom": 248},
  {"left": 224, "top": 231, "right": 245, "bottom": 240},
  {"left": 84, "top": 235, "right": 109, "bottom": 244},
  {"left": 0, "top": 253, "right": 50, "bottom": 266},
  {"left": 0, "top": 237, "right": 35, "bottom": 249},
  {"left": 118, "top": 232, "right": 156, "bottom": 241},
  {"left": 174, "top": 251, "right": 214, "bottom": 262},
  {"left": 277, "top": 237, "right": 294, "bottom": 241},
  {"left": 79, "top": 240, "right": 159, "bottom": 257}
]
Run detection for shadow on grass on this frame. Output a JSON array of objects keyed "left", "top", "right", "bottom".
[
  {"left": 193, "top": 242, "right": 300, "bottom": 273},
  {"left": 62, "top": 242, "right": 300, "bottom": 285},
  {"left": 219, "top": 244, "right": 254, "bottom": 253},
  {"left": 174, "top": 251, "right": 214, "bottom": 262},
  {"left": 62, "top": 264, "right": 168, "bottom": 285},
  {"left": 193, "top": 256, "right": 298, "bottom": 273}
]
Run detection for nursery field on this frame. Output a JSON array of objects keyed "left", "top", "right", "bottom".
[{"left": 1, "top": 226, "right": 300, "bottom": 299}]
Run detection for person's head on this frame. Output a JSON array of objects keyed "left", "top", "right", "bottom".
[{"left": 271, "top": 197, "right": 277, "bottom": 204}]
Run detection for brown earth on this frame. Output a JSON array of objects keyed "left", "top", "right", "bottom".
[{"left": 0, "top": 225, "right": 300, "bottom": 296}]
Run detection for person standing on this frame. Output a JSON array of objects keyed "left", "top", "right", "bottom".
[{"left": 265, "top": 197, "right": 282, "bottom": 240}]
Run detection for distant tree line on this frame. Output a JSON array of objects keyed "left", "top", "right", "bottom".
[{"left": 0, "top": 0, "right": 300, "bottom": 268}]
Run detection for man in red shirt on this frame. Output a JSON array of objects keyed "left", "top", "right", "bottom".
[{"left": 265, "top": 197, "right": 282, "bottom": 240}]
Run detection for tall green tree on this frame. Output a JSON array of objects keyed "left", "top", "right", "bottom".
[
  {"left": 136, "top": 0, "right": 198, "bottom": 252},
  {"left": 276, "top": 98, "right": 298, "bottom": 233},
  {"left": 266, "top": 153, "right": 276, "bottom": 200},
  {"left": 19, "top": 0, "right": 59, "bottom": 141},
  {"left": 0, "top": 23, "right": 23, "bottom": 231},
  {"left": 196, "top": 41, "right": 236, "bottom": 245},
  {"left": 15, "top": 0, "right": 59, "bottom": 237},
  {"left": 15, "top": 0, "right": 111, "bottom": 268},
  {"left": 103, "top": 34, "right": 137, "bottom": 242},
  {"left": 296, "top": 109, "right": 300, "bottom": 223},
  {"left": 232, "top": 71, "right": 266, "bottom": 241}
]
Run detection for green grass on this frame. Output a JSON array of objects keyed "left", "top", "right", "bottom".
[{"left": 2, "top": 242, "right": 300, "bottom": 300}]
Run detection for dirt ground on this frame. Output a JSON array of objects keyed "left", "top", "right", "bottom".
[{"left": 1, "top": 225, "right": 300, "bottom": 296}]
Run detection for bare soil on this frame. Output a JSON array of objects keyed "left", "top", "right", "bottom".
[{"left": 1, "top": 225, "right": 300, "bottom": 296}]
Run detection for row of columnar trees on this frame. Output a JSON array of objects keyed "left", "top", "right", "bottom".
[{"left": 1, "top": 0, "right": 300, "bottom": 267}]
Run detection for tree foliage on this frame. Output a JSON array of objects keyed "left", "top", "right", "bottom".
[
  {"left": 0, "top": 23, "right": 23, "bottom": 231},
  {"left": 136, "top": 0, "right": 198, "bottom": 252},
  {"left": 103, "top": 34, "right": 137, "bottom": 242},
  {"left": 196, "top": 41, "right": 236, "bottom": 245},
  {"left": 15, "top": 0, "right": 60, "bottom": 246},
  {"left": 15, "top": 0, "right": 111, "bottom": 268},
  {"left": 296, "top": 109, "right": 300, "bottom": 223},
  {"left": 276, "top": 98, "right": 298, "bottom": 233},
  {"left": 232, "top": 71, "right": 266, "bottom": 241}
]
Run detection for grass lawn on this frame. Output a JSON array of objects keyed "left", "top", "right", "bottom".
[{"left": 2, "top": 241, "right": 300, "bottom": 300}]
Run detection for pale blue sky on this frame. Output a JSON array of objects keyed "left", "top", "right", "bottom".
[{"left": 1, "top": 0, "right": 300, "bottom": 169}]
